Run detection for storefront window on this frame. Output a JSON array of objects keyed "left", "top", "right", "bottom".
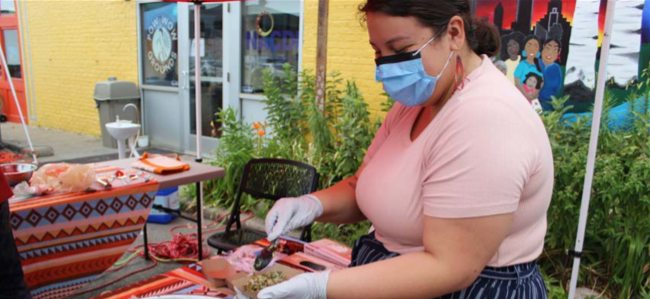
[
  {"left": 3, "top": 29, "right": 20, "bottom": 78},
  {"left": 141, "top": 2, "right": 179, "bottom": 87},
  {"left": 242, "top": 1, "right": 300, "bottom": 94},
  {"left": 0, "top": 0, "right": 15, "bottom": 15}
]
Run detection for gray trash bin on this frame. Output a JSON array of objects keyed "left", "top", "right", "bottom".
[{"left": 94, "top": 78, "right": 141, "bottom": 148}]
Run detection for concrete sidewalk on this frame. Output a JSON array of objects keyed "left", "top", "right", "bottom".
[
  {"left": 1, "top": 122, "right": 118, "bottom": 163},
  {"left": 0, "top": 122, "right": 182, "bottom": 163}
]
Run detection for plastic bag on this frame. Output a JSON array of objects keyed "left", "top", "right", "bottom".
[
  {"left": 12, "top": 181, "right": 49, "bottom": 197},
  {"left": 31, "top": 163, "right": 95, "bottom": 192}
]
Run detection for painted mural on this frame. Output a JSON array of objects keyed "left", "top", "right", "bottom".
[{"left": 473, "top": 0, "right": 649, "bottom": 113}]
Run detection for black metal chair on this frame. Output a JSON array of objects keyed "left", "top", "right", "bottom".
[{"left": 207, "top": 158, "right": 319, "bottom": 253}]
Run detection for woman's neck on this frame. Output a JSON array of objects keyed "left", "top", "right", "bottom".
[
  {"left": 527, "top": 57, "right": 535, "bottom": 64},
  {"left": 434, "top": 52, "right": 483, "bottom": 111}
]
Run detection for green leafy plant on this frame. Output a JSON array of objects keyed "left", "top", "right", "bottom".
[
  {"left": 329, "top": 81, "right": 374, "bottom": 183},
  {"left": 540, "top": 81, "right": 650, "bottom": 297},
  {"left": 203, "top": 107, "right": 258, "bottom": 211},
  {"left": 200, "top": 64, "right": 388, "bottom": 246}
]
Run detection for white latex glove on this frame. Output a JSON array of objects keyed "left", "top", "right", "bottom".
[
  {"left": 265, "top": 194, "right": 323, "bottom": 241},
  {"left": 257, "top": 271, "right": 330, "bottom": 299},
  {"left": 234, "top": 287, "right": 249, "bottom": 299}
]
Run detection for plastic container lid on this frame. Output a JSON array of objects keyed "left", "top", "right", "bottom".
[{"left": 93, "top": 78, "right": 140, "bottom": 101}]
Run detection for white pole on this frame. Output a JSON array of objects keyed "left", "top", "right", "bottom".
[
  {"left": 567, "top": 0, "right": 616, "bottom": 298},
  {"left": 194, "top": 2, "right": 204, "bottom": 260},
  {"left": 0, "top": 44, "right": 37, "bottom": 164},
  {"left": 194, "top": 3, "right": 202, "bottom": 160}
]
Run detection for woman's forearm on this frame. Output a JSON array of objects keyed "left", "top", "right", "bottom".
[
  {"left": 327, "top": 252, "right": 474, "bottom": 299},
  {"left": 312, "top": 176, "right": 366, "bottom": 224}
]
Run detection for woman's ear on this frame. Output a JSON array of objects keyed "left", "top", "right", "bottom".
[{"left": 446, "top": 16, "right": 466, "bottom": 51}]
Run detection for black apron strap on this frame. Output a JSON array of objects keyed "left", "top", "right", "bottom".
[{"left": 349, "top": 231, "right": 400, "bottom": 267}]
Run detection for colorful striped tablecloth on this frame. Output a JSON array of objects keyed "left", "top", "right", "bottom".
[
  {"left": 9, "top": 180, "right": 159, "bottom": 299},
  {"left": 95, "top": 263, "right": 233, "bottom": 299},
  {"left": 93, "top": 238, "right": 310, "bottom": 299}
]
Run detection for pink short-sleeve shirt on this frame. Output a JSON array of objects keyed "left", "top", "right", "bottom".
[{"left": 355, "top": 56, "right": 554, "bottom": 267}]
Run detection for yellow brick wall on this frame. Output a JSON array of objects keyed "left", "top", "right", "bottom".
[
  {"left": 302, "top": 0, "right": 386, "bottom": 117},
  {"left": 23, "top": 0, "right": 138, "bottom": 136},
  {"left": 21, "top": 0, "right": 379, "bottom": 136}
]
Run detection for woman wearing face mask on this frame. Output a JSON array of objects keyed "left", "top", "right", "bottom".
[{"left": 256, "top": 1, "right": 554, "bottom": 298}]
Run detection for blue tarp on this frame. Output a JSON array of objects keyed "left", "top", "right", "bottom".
[{"left": 561, "top": 95, "right": 650, "bottom": 132}]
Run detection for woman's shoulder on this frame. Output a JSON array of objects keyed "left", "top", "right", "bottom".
[
  {"left": 514, "top": 60, "right": 528, "bottom": 69},
  {"left": 450, "top": 66, "right": 533, "bottom": 119},
  {"left": 543, "top": 62, "right": 560, "bottom": 71},
  {"left": 550, "top": 63, "right": 562, "bottom": 73},
  {"left": 464, "top": 61, "right": 525, "bottom": 100},
  {"left": 513, "top": 60, "right": 534, "bottom": 76}
]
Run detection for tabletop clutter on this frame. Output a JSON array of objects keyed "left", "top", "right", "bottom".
[
  {"left": 2, "top": 153, "right": 236, "bottom": 299},
  {"left": 8, "top": 152, "right": 189, "bottom": 198},
  {"left": 131, "top": 152, "right": 190, "bottom": 174},
  {"left": 200, "top": 237, "right": 353, "bottom": 299},
  {"left": 2, "top": 154, "right": 357, "bottom": 299}
]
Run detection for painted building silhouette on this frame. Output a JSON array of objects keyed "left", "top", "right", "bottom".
[
  {"left": 511, "top": 0, "right": 534, "bottom": 34},
  {"left": 532, "top": 0, "right": 572, "bottom": 63}
]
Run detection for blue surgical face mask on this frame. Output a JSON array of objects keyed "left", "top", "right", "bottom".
[{"left": 375, "top": 34, "right": 454, "bottom": 107}]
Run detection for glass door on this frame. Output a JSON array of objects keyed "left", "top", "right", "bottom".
[
  {"left": 138, "top": 1, "right": 187, "bottom": 151},
  {"left": 179, "top": 1, "right": 301, "bottom": 155},
  {"left": 186, "top": 3, "right": 224, "bottom": 154}
]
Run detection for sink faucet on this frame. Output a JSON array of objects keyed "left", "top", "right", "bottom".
[
  {"left": 122, "top": 103, "right": 142, "bottom": 158},
  {"left": 123, "top": 103, "right": 140, "bottom": 125}
]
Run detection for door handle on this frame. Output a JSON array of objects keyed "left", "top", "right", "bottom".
[
  {"left": 180, "top": 71, "right": 185, "bottom": 90},
  {"left": 180, "top": 71, "right": 189, "bottom": 90}
]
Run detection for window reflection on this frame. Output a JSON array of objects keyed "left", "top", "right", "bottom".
[
  {"left": 1, "top": 0, "right": 15, "bottom": 15},
  {"left": 241, "top": 1, "right": 300, "bottom": 94},
  {"left": 141, "top": 3, "right": 179, "bottom": 86},
  {"left": 3, "top": 29, "right": 21, "bottom": 78}
]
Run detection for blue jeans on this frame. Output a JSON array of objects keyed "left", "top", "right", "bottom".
[{"left": 349, "top": 232, "right": 548, "bottom": 299}]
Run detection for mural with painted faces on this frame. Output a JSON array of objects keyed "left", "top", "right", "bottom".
[
  {"left": 508, "top": 39, "right": 520, "bottom": 61},
  {"left": 500, "top": 31, "right": 525, "bottom": 62},
  {"left": 542, "top": 39, "right": 561, "bottom": 66},
  {"left": 524, "top": 36, "right": 540, "bottom": 62},
  {"left": 525, "top": 74, "right": 539, "bottom": 91}
]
